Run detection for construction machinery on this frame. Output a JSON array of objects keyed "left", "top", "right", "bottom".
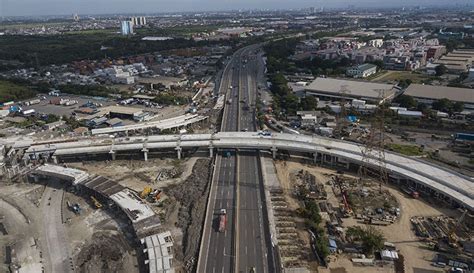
[
  {"left": 402, "top": 186, "right": 420, "bottom": 198},
  {"left": 66, "top": 201, "right": 82, "bottom": 215},
  {"left": 447, "top": 210, "right": 467, "bottom": 248},
  {"left": 90, "top": 196, "right": 102, "bottom": 209},
  {"left": 334, "top": 175, "right": 352, "bottom": 216},
  {"left": 140, "top": 187, "right": 152, "bottom": 199},
  {"left": 146, "top": 189, "right": 162, "bottom": 203}
]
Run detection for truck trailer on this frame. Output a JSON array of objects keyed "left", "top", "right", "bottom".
[{"left": 218, "top": 209, "right": 227, "bottom": 232}]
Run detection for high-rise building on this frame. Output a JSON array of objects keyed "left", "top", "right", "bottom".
[
  {"left": 130, "top": 16, "right": 147, "bottom": 26},
  {"left": 121, "top": 21, "right": 134, "bottom": 35}
]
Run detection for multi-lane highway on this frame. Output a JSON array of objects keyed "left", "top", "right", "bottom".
[
  {"left": 199, "top": 44, "right": 276, "bottom": 273},
  {"left": 200, "top": 47, "right": 242, "bottom": 273},
  {"left": 236, "top": 48, "right": 274, "bottom": 273}
]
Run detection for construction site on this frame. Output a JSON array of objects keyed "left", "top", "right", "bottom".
[{"left": 0, "top": 155, "right": 212, "bottom": 273}]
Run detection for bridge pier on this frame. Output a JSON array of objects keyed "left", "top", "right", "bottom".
[
  {"left": 52, "top": 155, "right": 58, "bottom": 164},
  {"left": 209, "top": 146, "right": 214, "bottom": 158},
  {"left": 109, "top": 150, "right": 116, "bottom": 161},
  {"left": 313, "top": 152, "right": 318, "bottom": 164},
  {"left": 176, "top": 147, "right": 182, "bottom": 160},
  {"left": 142, "top": 149, "right": 149, "bottom": 161},
  {"left": 271, "top": 146, "right": 278, "bottom": 159}
]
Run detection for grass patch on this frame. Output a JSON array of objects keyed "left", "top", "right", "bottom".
[
  {"left": 0, "top": 80, "right": 36, "bottom": 103},
  {"left": 372, "top": 70, "right": 435, "bottom": 84},
  {"left": 386, "top": 143, "right": 424, "bottom": 156}
]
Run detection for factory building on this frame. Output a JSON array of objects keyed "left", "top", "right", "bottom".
[
  {"left": 303, "top": 77, "right": 399, "bottom": 104},
  {"left": 404, "top": 84, "right": 474, "bottom": 110}
]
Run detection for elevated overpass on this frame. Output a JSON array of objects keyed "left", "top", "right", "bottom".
[{"left": 22, "top": 132, "right": 474, "bottom": 211}]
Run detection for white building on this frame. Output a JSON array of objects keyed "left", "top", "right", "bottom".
[
  {"left": 346, "top": 63, "right": 378, "bottom": 78},
  {"left": 368, "top": 39, "right": 384, "bottom": 48},
  {"left": 469, "top": 68, "right": 474, "bottom": 80},
  {"left": 121, "top": 21, "right": 134, "bottom": 35}
]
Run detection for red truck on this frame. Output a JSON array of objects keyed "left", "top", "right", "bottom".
[
  {"left": 218, "top": 209, "right": 227, "bottom": 232},
  {"left": 402, "top": 187, "right": 419, "bottom": 198}
]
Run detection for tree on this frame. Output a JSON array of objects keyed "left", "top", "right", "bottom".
[
  {"left": 346, "top": 226, "right": 385, "bottom": 256},
  {"left": 301, "top": 96, "right": 318, "bottom": 111},
  {"left": 432, "top": 98, "right": 452, "bottom": 112},
  {"left": 435, "top": 64, "right": 448, "bottom": 76},
  {"left": 370, "top": 60, "right": 384, "bottom": 71},
  {"left": 398, "top": 79, "right": 412, "bottom": 89},
  {"left": 452, "top": 101, "right": 464, "bottom": 113},
  {"left": 393, "top": 94, "right": 417, "bottom": 109}
]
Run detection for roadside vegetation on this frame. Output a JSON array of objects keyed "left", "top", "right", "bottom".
[
  {"left": 0, "top": 32, "right": 233, "bottom": 70},
  {"left": 346, "top": 226, "right": 385, "bottom": 257},
  {"left": 152, "top": 93, "right": 190, "bottom": 106},
  {"left": 296, "top": 189, "right": 330, "bottom": 262},
  {"left": 0, "top": 80, "right": 36, "bottom": 102},
  {"left": 385, "top": 143, "right": 425, "bottom": 156}
]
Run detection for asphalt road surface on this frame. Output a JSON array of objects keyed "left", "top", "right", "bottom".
[
  {"left": 40, "top": 181, "right": 73, "bottom": 273},
  {"left": 199, "top": 45, "right": 278, "bottom": 273}
]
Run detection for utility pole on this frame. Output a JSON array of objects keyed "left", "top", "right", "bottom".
[
  {"left": 335, "top": 85, "right": 349, "bottom": 138},
  {"left": 358, "top": 89, "right": 389, "bottom": 193}
]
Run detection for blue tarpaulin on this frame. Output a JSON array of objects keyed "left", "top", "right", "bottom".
[{"left": 347, "top": 115, "right": 358, "bottom": 123}]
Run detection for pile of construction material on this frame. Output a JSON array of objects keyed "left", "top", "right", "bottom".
[
  {"left": 410, "top": 215, "right": 469, "bottom": 241},
  {"left": 270, "top": 189, "right": 307, "bottom": 268},
  {"left": 296, "top": 170, "right": 327, "bottom": 200},
  {"left": 155, "top": 168, "right": 182, "bottom": 181}
]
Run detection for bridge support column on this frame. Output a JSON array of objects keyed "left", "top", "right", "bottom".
[
  {"left": 176, "top": 147, "right": 182, "bottom": 160},
  {"left": 313, "top": 153, "right": 318, "bottom": 164},
  {"left": 109, "top": 151, "right": 116, "bottom": 161},
  {"left": 330, "top": 156, "right": 335, "bottom": 166},
  {"left": 271, "top": 146, "right": 278, "bottom": 159},
  {"left": 52, "top": 155, "right": 58, "bottom": 164},
  {"left": 209, "top": 146, "right": 214, "bottom": 158},
  {"left": 142, "top": 149, "right": 149, "bottom": 162}
]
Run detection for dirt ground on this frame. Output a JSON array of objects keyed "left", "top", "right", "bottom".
[
  {"left": 75, "top": 231, "right": 137, "bottom": 273},
  {"left": 164, "top": 158, "right": 212, "bottom": 272},
  {"left": 272, "top": 160, "right": 462, "bottom": 273},
  {"left": 386, "top": 131, "right": 473, "bottom": 176},
  {"left": 68, "top": 157, "right": 198, "bottom": 192}
]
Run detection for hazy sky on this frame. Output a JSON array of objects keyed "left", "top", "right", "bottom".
[{"left": 1, "top": 0, "right": 472, "bottom": 17}]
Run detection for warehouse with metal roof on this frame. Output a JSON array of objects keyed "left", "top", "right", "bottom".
[
  {"left": 303, "top": 77, "right": 399, "bottom": 104},
  {"left": 404, "top": 84, "right": 474, "bottom": 110}
]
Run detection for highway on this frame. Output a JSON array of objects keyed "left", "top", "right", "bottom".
[
  {"left": 236, "top": 48, "right": 274, "bottom": 273},
  {"left": 199, "top": 47, "right": 242, "bottom": 273},
  {"left": 199, "top": 44, "right": 277, "bottom": 273}
]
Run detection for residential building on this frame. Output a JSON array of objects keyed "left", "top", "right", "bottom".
[
  {"left": 130, "top": 16, "right": 147, "bottom": 26},
  {"left": 368, "top": 39, "right": 384, "bottom": 48},
  {"left": 346, "top": 63, "right": 377, "bottom": 78},
  {"left": 426, "top": 46, "right": 446, "bottom": 60},
  {"left": 121, "top": 21, "right": 134, "bottom": 35}
]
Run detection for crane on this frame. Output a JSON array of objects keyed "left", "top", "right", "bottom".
[{"left": 447, "top": 210, "right": 467, "bottom": 248}]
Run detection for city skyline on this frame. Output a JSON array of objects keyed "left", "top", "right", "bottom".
[{"left": 1, "top": 0, "right": 473, "bottom": 17}]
